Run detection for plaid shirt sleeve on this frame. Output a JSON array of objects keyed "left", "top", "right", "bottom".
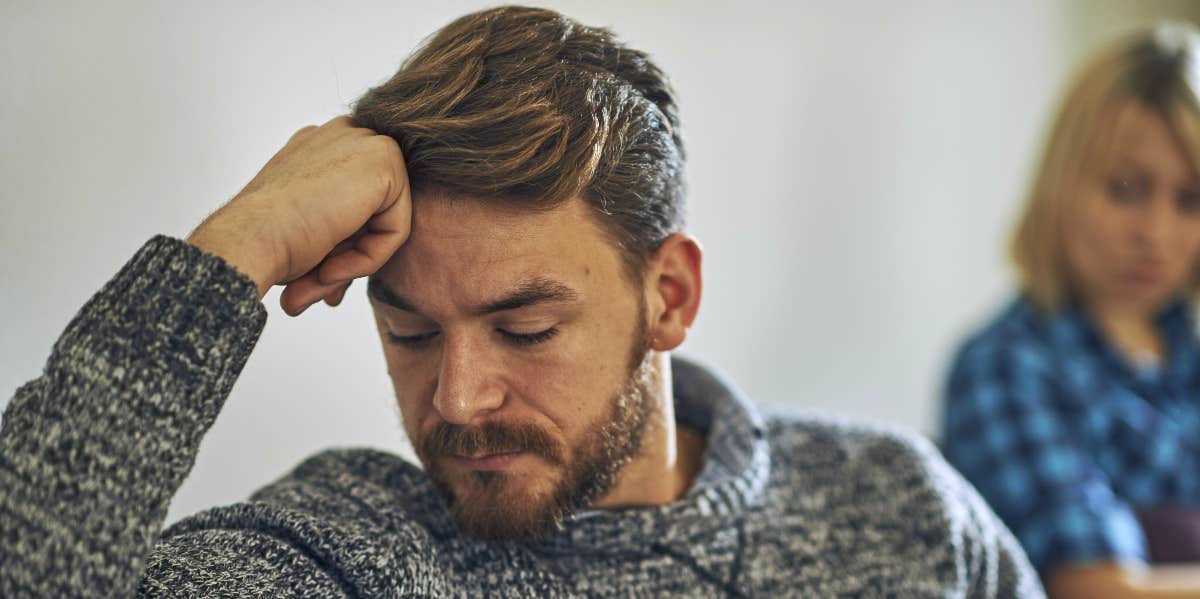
[{"left": 941, "top": 336, "right": 1148, "bottom": 575}]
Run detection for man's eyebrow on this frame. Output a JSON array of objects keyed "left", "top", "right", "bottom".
[
  {"left": 478, "top": 278, "right": 580, "bottom": 315},
  {"left": 366, "top": 276, "right": 580, "bottom": 315},
  {"left": 367, "top": 277, "right": 422, "bottom": 313}
]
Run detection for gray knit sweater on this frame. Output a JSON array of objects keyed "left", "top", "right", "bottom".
[{"left": 0, "top": 236, "right": 1043, "bottom": 598}]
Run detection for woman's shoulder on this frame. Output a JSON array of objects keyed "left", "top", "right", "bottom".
[{"left": 951, "top": 296, "right": 1058, "bottom": 374}]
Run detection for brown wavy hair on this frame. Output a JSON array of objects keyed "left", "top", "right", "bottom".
[{"left": 352, "top": 5, "right": 686, "bottom": 278}]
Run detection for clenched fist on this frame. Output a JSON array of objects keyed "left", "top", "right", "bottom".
[{"left": 187, "top": 116, "right": 411, "bottom": 316}]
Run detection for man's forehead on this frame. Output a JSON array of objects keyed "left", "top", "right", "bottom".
[
  {"left": 402, "top": 194, "right": 605, "bottom": 249},
  {"left": 370, "top": 196, "right": 622, "bottom": 314},
  {"left": 392, "top": 195, "right": 617, "bottom": 266},
  {"left": 408, "top": 194, "right": 542, "bottom": 239}
]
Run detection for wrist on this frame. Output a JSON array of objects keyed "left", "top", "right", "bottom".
[{"left": 186, "top": 217, "right": 280, "bottom": 299}]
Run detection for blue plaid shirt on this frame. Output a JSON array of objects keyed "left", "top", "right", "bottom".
[{"left": 941, "top": 296, "right": 1200, "bottom": 574}]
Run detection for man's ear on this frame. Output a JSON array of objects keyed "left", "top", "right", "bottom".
[{"left": 645, "top": 233, "right": 703, "bottom": 352}]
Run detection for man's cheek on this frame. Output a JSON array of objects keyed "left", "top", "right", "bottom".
[
  {"left": 510, "top": 369, "right": 589, "bottom": 416},
  {"left": 392, "top": 385, "right": 432, "bottom": 439}
]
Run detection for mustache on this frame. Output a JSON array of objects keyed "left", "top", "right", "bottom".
[{"left": 419, "top": 421, "right": 564, "bottom": 466}]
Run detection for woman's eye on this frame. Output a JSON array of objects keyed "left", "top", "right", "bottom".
[
  {"left": 386, "top": 331, "right": 439, "bottom": 348},
  {"left": 1179, "top": 189, "right": 1200, "bottom": 214},
  {"left": 498, "top": 327, "right": 559, "bottom": 346},
  {"left": 1107, "top": 177, "right": 1143, "bottom": 203}
]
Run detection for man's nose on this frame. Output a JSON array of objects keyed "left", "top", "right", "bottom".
[{"left": 431, "top": 333, "right": 504, "bottom": 425}]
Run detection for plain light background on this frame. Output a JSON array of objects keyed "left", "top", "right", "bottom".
[{"left": 3, "top": 1, "right": 1198, "bottom": 524}]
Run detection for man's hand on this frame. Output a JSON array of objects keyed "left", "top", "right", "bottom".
[{"left": 187, "top": 116, "right": 411, "bottom": 315}]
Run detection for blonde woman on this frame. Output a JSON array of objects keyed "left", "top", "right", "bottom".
[{"left": 942, "top": 23, "right": 1200, "bottom": 598}]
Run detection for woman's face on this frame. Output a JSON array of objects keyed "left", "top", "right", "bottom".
[{"left": 1064, "top": 101, "right": 1200, "bottom": 315}]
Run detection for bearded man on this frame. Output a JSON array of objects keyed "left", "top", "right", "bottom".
[{"left": 0, "top": 6, "right": 1041, "bottom": 597}]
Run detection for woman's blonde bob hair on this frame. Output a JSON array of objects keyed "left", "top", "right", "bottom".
[{"left": 1012, "top": 21, "right": 1200, "bottom": 312}]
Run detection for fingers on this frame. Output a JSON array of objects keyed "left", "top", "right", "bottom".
[
  {"left": 287, "top": 124, "right": 319, "bottom": 144},
  {"left": 268, "top": 116, "right": 410, "bottom": 317},
  {"left": 317, "top": 138, "right": 411, "bottom": 282},
  {"left": 325, "top": 115, "right": 357, "bottom": 129},
  {"left": 287, "top": 116, "right": 371, "bottom": 154},
  {"left": 318, "top": 231, "right": 407, "bottom": 283},
  {"left": 318, "top": 196, "right": 412, "bottom": 283},
  {"left": 286, "top": 193, "right": 410, "bottom": 316},
  {"left": 325, "top": 280, "right": 353, "bottom": 307},
  {"left": 280, "top": 270, "right": 348, "bottom": 316}
]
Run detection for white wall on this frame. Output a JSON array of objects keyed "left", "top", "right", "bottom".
[{"left": 2, "top": 1, "right": 1195, "bottom": 524}]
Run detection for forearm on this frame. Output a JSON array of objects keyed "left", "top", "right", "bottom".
[
  {"left": 0, "top": 236, "right": 266, "bottom": 598},
  {"left": 1050, "top": 562, "right": 1200, "bottom": 599}
]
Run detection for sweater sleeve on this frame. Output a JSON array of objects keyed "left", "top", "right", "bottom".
[{"left": 0, "top": 235, "right": 272, "bottom": 598}]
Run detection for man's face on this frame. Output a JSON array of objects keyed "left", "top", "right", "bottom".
[{"left": 368, "top": 195, "right": 655, "bottom": 541}]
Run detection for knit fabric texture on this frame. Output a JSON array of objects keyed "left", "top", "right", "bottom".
[{"left": 0, "top": 236, "right": 1043, "bottom": 597}]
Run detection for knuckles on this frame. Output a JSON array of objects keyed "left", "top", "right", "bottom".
[
  {"left": 289, "top": 124, "right": 319, "bottom": 143},
  {"left": 367, "top": 134, "right": 403, "bottom": 160}
]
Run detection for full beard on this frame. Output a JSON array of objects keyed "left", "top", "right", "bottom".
[{"left": 415, "top": 313, "right": 655, "bottom": 543}]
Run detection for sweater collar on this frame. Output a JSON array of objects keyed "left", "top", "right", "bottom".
[{"left": 673, "top": 355, "right": 770, "bottom": 512}]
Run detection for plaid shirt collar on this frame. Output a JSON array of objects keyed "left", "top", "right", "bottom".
[{"left": 1041, "top": 297, "right": 1198, "bottom": 398}]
